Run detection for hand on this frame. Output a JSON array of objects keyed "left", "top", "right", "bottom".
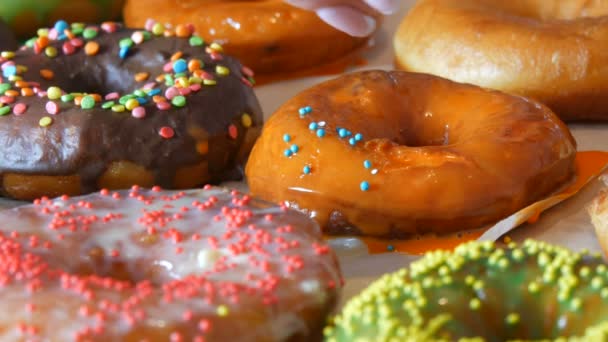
[{"left": 285, "top": 0, "right": 398, "bottom": 37}]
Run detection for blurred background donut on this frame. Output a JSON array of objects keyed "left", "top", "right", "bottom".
[{"left": 0, "top": 0, "right": 124, "bottom": 38}]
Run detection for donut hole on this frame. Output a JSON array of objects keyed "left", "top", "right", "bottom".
[{"left": 50, "top": 62, "right": 137, "bottom": 95}]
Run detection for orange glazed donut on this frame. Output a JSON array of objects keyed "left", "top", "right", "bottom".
[
  {"left": 246, "top": 71, "right": 577, "bottom": 237},
  {"left": 0, "top": 186, "right": 342, "bottom": 340},
  {"left": 394, "top": 0, "right": 608, "bottom": 121},
  {"left": 123, "top": 0, "right": 371, "bottom": 74}
]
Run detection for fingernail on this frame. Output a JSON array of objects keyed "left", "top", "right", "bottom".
[
  {"left": 317, "top": 7, "right": 376, "bottom": 37},
  {"left": 360, "top": 15, "right": 377, "bottom": 36},
  {"left": 366, "top": 0, "right": 398, "bottom": 15}
]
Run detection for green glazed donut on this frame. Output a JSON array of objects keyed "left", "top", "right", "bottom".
[
  {"left": 326, "top": 240, "right": 608, "bottom": 342},
  {"left": 0, "top": 0, "right": 123, "bottom": 38}
]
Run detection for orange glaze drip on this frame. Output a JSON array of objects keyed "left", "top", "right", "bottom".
[{"left": 341, "top": 151, "right": 608, "bottom": 255}]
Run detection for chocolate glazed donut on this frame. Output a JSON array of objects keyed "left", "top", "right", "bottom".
[
  {"left": 0, "top": 22, "right": 262, "bottom": 200},
  {"left": 0, "top": 19, "right": 18, "bottom": 51}
]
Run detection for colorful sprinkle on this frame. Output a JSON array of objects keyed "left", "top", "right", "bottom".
[
  {"left": 13, "top": 103, "right": 27, "bottom": 115},
  {"left": 171, "top": 95, "right": 186, "bottom": 107},
  {"left": 131, "top": 106, "right": 146, "bottom": 119},
  {"left": 360, "top": 181, "right": 370, "bottom": 191},
  {"left": 173, "top": 59, "right": 188, "bottom": 73},
  {"left": 189, "top": 36, "right": 204, "bottom": 46},
  {"left": 80, "top": 95, "right": 95, "bottom": 109},
  {"left": 82, "top": 28, "right": 98, "bottom": 39},
  {"left": 0, "top": 106, "right": 10, "bottom": 116},
  {"left": 303, "top": 165, "right": 311, "bottom": 174},
  {"left": 216, "top": 65, "right": 230, "bottom": 76},
  {"left": 363, "top": 160, "right": 372, "bottom": 169},
  {"left": 159, "top": 126, "right": 175, "bottom": 139},
  {"left": 298, "top": 106, "right": 312, "bottom": 116},
  {"left": 39, "top": 116, "right": 53, "bottom": 127},
  {"left": 316, "top": 129, "right": 326, "bottom": 138},
  {"left": 45, "top": 101, "right": 59, "bottom": 115},
  {"left": 283, "top": 134, "right": 291, "bottom": 142},
  {"left": 47, "top": 87, "right": 62, "bottom": 100},
  {"left": 228, "top": 124, "right": 238, "bottom": 140},
  {"left": 241, "top": 113, "right": 252, "bottom": 127}
]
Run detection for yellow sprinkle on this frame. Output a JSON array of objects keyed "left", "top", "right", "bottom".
[
  {"left": 45, "top": 46, "right": 58, "bottom": 58},
  {"left": 203, "top": 79, "right": 217, "bottom": 86},
  {"left": 215, "top": 65, "right": 230, "bottom": 76},
  {"left": 503, "top": 235, "right": 512, "bottom": 244},
  {"left": 0, "top": 51, "right": 14, "bottom": 59},
  {"left": 39, "top": 116, "right": 53, "bottom": 127},
  {"left": 209, "top": 42, "right": 223, "bottom": 52},
  {"left": 217, "top": 305, "right": 229, "bottom": 317},
  {"left": 241, "top": 113, "right": 252, "bottom": 127},
  {"left": 125, "top": 99, "right": 139, "bottom": 111},
  {"left": 189, "top": 76, "right": 202, "bottom": 84},
  {"left": 8, "top": 75, "right": 22, "bottom": 82}
]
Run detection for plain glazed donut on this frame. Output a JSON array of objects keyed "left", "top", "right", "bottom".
[
  {"left": 589, "top": 175, "right": 608, "bottom": 257},
  {"left": 394, "top": 0, "right": 608, "bottom": 121},
  {"left": 245, "top": 70, "right": 577, "bottom": 237},
  {"left": 0, "top": 186, "right": 341, "bottom": 340},
  {"left": 123, "top": 0, "right": 372, "bottom": 75},
  {"left": 0, "top": 21, "right": 262, "bottom": 201},
  {"left": 326, "top": 239, "right": 608, "bottom": 341}
]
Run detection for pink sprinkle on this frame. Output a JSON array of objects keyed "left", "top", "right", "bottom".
[
  {"left": 105, "top": 92, "right": 120, "bottom": 100},
  {"left": 101, "top": 22, "right": 117, "bottom": 33},
  {"left": 131, "top": 31, "right": 145, "bottom": 45},
  {"left": 45, "top": 101, "right": 59, "bottom": 115},
  {"left": 13, "top": 103, "right": 27, "bottom": 115},
  {"left": 164, "top": 87, "right": 179, "bottom": 100},
  {"left": 241, "top": 77, "right": 253, "bottom": 88},
  {"left": 209, "top": 52, "right": 223, "bottom": 61},
  {"left": 48, "top": 29, "right": 58, "bottom": 40},
  {"left": 143, "top": 82, "right": 156, "bottom": 90},
  {"left": 70, "top": 38, "right": 84, "bottom": 47},
  {"left": 241, "top": 66, "right": 254, "bottom": 78},
  {"left": 145, "top": 19, "right": 156, "bottom": 31},
  {"left": 189, "top": 84, "right": 201, "bottom": 92},
  {"left": 37, "top": 91, "right": 47, "bottom": 98},
  {"left": 163, "top": 62, "right": 173, "bottom": 73},
  {"left": 1, "top": 61, "right": 15, "bottom": 69},
  {"left": 199, "top": 71, "right": 214, "bottom": 80},
  {"left": 0, "top": 96, "right": 15, "bottom": 104},
  {"left": 62, "top": 42, "right": 76, "bottom": 55},
  {"left": 156, "top": 101, "right": 171, "bottom": 110},
  {"left": 131, "top": 106, "right": 146, "bottom": 119},
  {"left": 179, "top": 88, "right": 191, "bottom": 96}
]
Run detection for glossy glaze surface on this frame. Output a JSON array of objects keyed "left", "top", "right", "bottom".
[
  {"left": 123, "top": 0, "right": 370, "bottom": 74},
  {"left": 395, "top": 0, "right": 608, "bottom": 121},
  {"left": 246, "top": 70, "right": 577, "bottom": 237},
  {"left": 0, "top": 187, "right": 341, "bottom": 341}
]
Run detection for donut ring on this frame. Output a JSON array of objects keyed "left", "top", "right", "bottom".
[
  {"left": 0, "top": 186, "right": 341, "bottom": 340},
  {"left": 394, "top": 0, "right": 608, "bottom": 121},
  {"left": 326, "top": 240, "right": 608, "bottom": 341},
  {"left": 0, "top": 21, "right": 262, "bottom": 200},
  {"left": 246, "top": 71, "right": 577, "bottom": 237},
  {"left": 123, "top": 0, "right": 371, "bottom": 74}
]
